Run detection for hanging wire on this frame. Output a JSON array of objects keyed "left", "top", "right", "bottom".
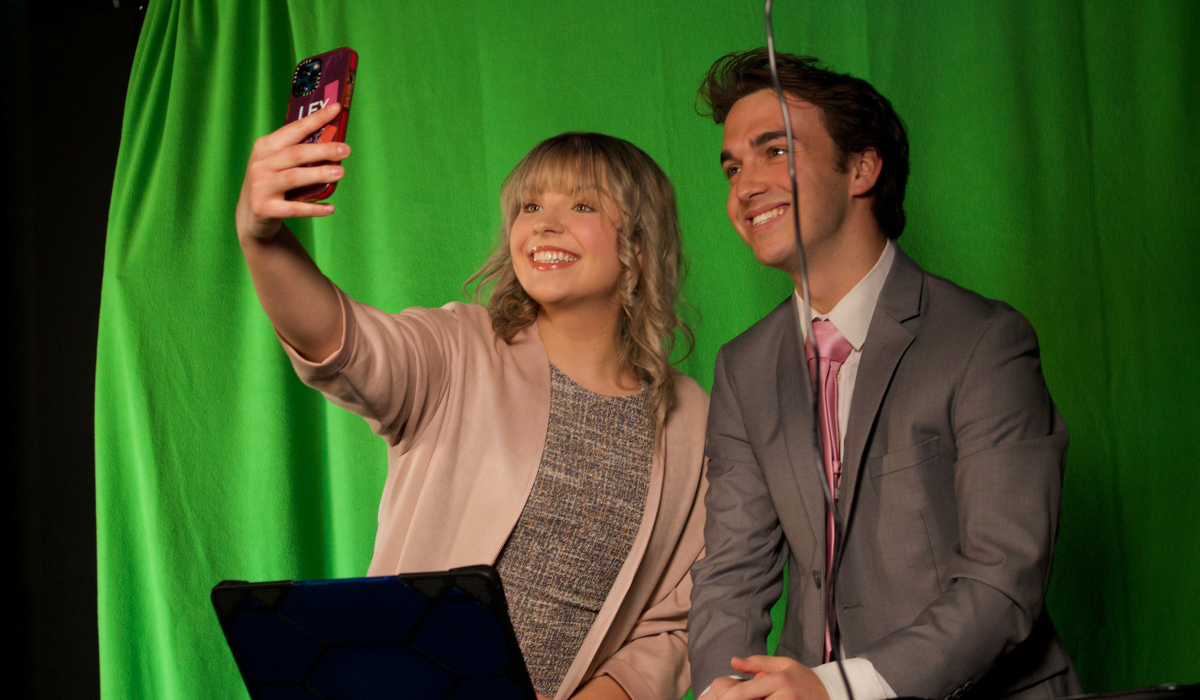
[{"left": 763, "top": 3, "right": 855, "bottom": 700}]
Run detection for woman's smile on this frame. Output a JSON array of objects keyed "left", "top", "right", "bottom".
[{"left": 530, "top": 245, "right": 581, "bottom": 270}]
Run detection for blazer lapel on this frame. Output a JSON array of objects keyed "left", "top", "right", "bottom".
[
  {"left": 776, "top": 298, "right": 828, "bottom": 550},
  {"left": 837, "top": 249, "right": 924, "bottom": 535}
]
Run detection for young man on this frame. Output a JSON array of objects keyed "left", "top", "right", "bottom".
[{"left": 687, "top": 50, "right": 1082, "bottom": 700}]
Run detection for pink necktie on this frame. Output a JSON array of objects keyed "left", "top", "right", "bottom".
[{"left": 805, "top": 320, "right": 853, "bottom": 663}]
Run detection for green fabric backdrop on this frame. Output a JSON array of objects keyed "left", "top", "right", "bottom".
[{"left": 95, "top": 1, "right": 1199, "bottom": 698}]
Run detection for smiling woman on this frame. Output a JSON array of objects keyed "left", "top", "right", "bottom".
[
  {"left": 235, "top": 117, "right": 708, "bottom": 700},
  {"left": 470, "top": 133, "right": 693, "bottom": 415}
]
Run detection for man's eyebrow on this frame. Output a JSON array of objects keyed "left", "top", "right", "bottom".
[
  {"left": 751, "top": 130, "right": 789, "bottom": 148},
  {"left": 721, "top": 130, "right": 791, "bottom": 166}
]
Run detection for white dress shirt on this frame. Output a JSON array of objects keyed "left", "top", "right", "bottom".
[
  {"left": 796, "top": 239, "right": 898, "bottom": 700},
  {"left": 796, "top": 238, "right": 895, "bottom": 461}
]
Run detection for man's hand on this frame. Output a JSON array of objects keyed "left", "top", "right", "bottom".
[
  {"left": 697, "top": 675, "right": 745, "bottom": 700},
  {"left": 703, "top": 656, "right": 830, "bottom": 700}
]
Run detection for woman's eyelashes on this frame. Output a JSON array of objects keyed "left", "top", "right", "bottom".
[{"left": 520, "top": 201, "right": 597, "bottom": 213}]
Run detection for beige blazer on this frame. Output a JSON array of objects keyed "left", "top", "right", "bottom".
[{"left": 281, "top": 288, "right": 709, "bottom": 700}]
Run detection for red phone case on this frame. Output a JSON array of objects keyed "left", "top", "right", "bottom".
[{"left": 284, "top": 47, "right": 358, "bottom": 202}]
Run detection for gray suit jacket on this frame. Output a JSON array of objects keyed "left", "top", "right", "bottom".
[{"left": 688, "top": 248, "right": 1082, "bottom": 700}]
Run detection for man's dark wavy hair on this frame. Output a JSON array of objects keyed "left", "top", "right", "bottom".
[{"left": 699, "top": 49, "right": 910, "bottom": 239}]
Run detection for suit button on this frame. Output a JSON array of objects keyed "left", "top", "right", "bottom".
[{"left": 812, "top": 570, "right": 822, "bottom": 588}]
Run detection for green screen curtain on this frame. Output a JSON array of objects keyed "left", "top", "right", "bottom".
[{"left": 96, "top": 1, "right": 1199, "bottom": 698}]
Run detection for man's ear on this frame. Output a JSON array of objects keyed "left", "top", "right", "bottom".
[{"left": 849, "top": 147, "right": 882, "bottom": 197}]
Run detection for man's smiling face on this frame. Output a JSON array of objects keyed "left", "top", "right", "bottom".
[{"left": 720, "top": 88, "right": 855, "bottom": 274}]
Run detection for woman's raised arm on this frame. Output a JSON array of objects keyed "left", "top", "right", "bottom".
[{"left": 235, "top": 102, "right": 349, "bottom": 362}]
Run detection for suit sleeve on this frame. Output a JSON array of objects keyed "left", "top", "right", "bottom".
[
  {"left": 687, "top": 349, "right": 790, "bottom": 695},
  {"left": 277, "top": 285, "right": 450, "bottom": 449},
  {"left": 860, "top": 308, "right": 1068, "bottom": 699}
]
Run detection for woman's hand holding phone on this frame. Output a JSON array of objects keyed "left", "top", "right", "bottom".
[
  {"left": 235, "top": 102, "right": 349, "bottom": 244},
  {"left": 234, "top": 102, "right": 348, "bottom": 364}
]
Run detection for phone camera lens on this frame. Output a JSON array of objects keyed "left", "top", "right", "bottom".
[{"left": 292, "top": 59, "right": 323, "bottom": 97}]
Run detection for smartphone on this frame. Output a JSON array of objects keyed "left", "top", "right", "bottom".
[{"left": 284, "top": 47, "right": 358, "bottom": 202}]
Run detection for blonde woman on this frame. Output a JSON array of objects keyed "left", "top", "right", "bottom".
[{"left": 235, "top": 102, "right": 707, "bottom": 700}]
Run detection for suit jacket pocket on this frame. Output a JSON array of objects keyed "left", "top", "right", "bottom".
[{"left": 867, "top": 436, "right": 940, "bottom": 478}]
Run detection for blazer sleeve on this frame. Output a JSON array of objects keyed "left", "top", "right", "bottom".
[
  {"left": 595, "top": 570, "right": 695, "bottom": 700},
  {"left": 686, "top": 349, "right": 789, "bottom": 695},
  {"left": 596, "top": 414, "right": 710, "bottom": 700},
  {"left": 277, "top": 285, "right": 451, "bottom": 449},
  {"left": 860, "top": 308, "right": 1069, "bottom": 699}
]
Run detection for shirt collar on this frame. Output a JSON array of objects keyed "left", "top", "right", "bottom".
[{"left": 795, "top": 239, "right": 896, "bottom": 351}]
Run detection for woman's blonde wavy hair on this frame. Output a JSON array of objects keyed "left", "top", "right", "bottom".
[{"left": 465, "top": 132, "right": 694, "bottom": 422}]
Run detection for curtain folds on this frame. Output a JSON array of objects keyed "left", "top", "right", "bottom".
[{"left": 96, "top": 1, "right": 1199, "bottom": 698}]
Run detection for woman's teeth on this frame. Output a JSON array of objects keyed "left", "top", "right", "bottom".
[
  {"left": 532, "top": 250, "right": 579, "bottom": 263},
  {"left": 752, "top": 206, "right": 786, "bottom": 226}
]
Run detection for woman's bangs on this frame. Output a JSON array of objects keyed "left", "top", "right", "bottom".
[{"left": 511, "top": 147, "right": 610, "bottom": 208}]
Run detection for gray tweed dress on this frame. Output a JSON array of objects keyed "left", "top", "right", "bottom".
[{"left": 494, "top": 363, "right": 655, "bottom": 697}]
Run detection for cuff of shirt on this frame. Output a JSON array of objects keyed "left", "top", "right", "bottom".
[
  {"left": 699, "top": 675, "right": 751, "bottom": 697},
  {"left": 813, "top": 658, "right": 897, "bottom": 700}
]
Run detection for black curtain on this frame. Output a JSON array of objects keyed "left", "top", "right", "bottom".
[{"left": 8, "top": 1, "right": 144, "bottom": 696}]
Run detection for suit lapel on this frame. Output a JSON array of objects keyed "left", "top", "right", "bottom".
[
  {"left": 776, "top": 297, "right": 828, "bottom": 551},
  {"left": 837, "top": 248, "right": 924, "bottom": 537}
]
